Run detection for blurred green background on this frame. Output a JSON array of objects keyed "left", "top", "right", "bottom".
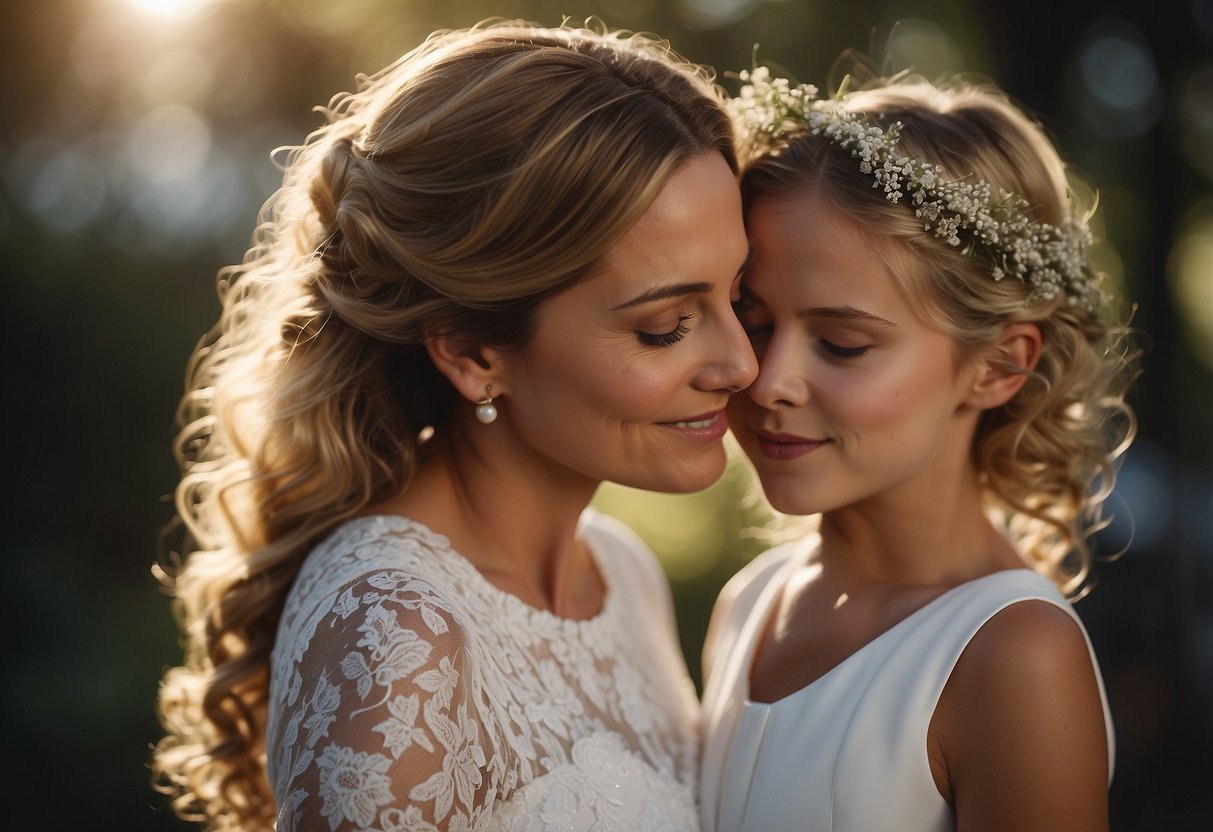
[{"left": 2, "top": 0, "right": 1210, "bottom": 829}]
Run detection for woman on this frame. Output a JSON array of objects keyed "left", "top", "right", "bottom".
[
  {"left": 153, "top": 22, "right": 756, "bottom": 832},
  {"left": 700, "top": 68, "right": 1135, "bottom": 831}
]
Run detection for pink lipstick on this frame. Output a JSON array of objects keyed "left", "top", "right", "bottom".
[
  {"left": 659, "top": 410, "right": 729, "bottom": 441},
  {"left": 753, "top": 428, "right": 830, "bottom": 460}
]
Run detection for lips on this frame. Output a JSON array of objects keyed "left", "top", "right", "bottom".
[
  {"left": 752, "top": 427, "right": 830, "bottom": 460},
  {"left": 659, "top": 410, "right": 729, "bottom": 441}
]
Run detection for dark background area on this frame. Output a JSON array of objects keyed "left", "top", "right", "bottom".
[{"left": 1, "top": 0, "right": 1209, "bottom": 829}]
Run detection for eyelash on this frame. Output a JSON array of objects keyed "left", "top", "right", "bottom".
[
  {"left": 637, "top": 314, "right": 694, "bottom": 347},
  {"left": 732, "top": 297, "right": 870, "bottom": 358},
  {"left": 821, "top": 340, "right": 870, "bottom": 359}
]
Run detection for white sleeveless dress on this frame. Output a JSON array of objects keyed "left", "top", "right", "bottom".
[
  {"left": 266, "top": 509, "right": 700, "bottom": 832},
  {"left": 699, "top": 536, "right": 1115, "bottom": 832}
]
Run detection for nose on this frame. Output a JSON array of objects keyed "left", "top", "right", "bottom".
[
  {"left": 745, "top": 333, "right": 808, "bottom": 409},
  {"left": 698, "top": 307, "right": 759, "bottom": 393}
]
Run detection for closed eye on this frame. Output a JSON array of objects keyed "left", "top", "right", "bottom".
[
  {"left": 820, "top": 340, "right": 870, "bottom": 359},
  {"left": 637, "top": 314, "right": 694, "bottom": 347}
]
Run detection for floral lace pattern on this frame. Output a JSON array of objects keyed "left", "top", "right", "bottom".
[{"left": 266, "top": 510, "right": 700, "bottom": 831}]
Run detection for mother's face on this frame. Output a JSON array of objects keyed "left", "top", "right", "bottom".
[{"left": 494, "top": 152, "right": 757, "bottom": 493}]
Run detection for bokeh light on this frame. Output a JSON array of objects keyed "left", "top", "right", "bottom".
[
  {"left": 29, "top": 144, "right": 109, "bottom": 234},
  {"left": 675, "top": 0, "right": 759, "bottom": 29},
  {"left": 274, "top": 0, "right": 384, "bottom": 36},
  {"left": 125, "top": 104, "right": 212, "bottom": 186},
  {"left": 140, "top": 48, "right": 215, "bottom": 108},
  {"left": 884, "top": 18, "right": 964, "bottom": 80},
  {"left": 1101, "top": 439, "right": 1176, "bottom": 554},
  {"left": 1070, "top": 19, "right": 1162, "bottom": 140},
  {"left": 1167, "top": 201, "right": 1213, "bottom": 372},
  {"left": 738, "top": 0, "right": 811, "bottom": 51}
]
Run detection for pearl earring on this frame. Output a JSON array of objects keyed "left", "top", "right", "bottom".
[{"left": 475, "top": 385, "right": 497, "bottom": 424}]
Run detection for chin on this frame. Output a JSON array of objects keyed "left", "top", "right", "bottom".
[
  {"left": 628, "top": 454, "right": 727, "bottom": 494},
  {"left": 759, "top": 481, "right": 821, "bottom": 517}
]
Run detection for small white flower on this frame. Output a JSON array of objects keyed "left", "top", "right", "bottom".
[
  {"left": 316, "top": 745, "right": 394, "bottom": 831},
  {"left": 374, "top": 693, "right": 435, "bottom": 758}
]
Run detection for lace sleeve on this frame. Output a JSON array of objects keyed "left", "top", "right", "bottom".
[{"left": 269, "top": 570, "right": 501, "bottom": 832}]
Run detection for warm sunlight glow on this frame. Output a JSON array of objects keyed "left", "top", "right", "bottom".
[{"left": 128, "top": 0, "right": 210, "bottom": 18}]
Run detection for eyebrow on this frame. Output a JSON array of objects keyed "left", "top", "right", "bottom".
[
  {"left": 612, "top": 282, "right": 712, "bottom": 310},
  {"left": 612, "top": 254, "right": 752, "bottom": 310},
  {"left": 742, "top": 284, "right": 896, "bottom": 327},
  {"left": 799, "top": 307, "right": 897, "bottom": 327}
]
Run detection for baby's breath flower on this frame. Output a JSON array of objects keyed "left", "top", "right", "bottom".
[{"left": 727, "top": 69, "right": 1102, "bottom": 314}]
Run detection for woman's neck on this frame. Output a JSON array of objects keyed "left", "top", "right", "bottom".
[
  {"left": 367, "top": 421, "right": 604, "bottom": 617},
  {"left": 818, "top": 471, "right": 1025, "bottom": 588}
]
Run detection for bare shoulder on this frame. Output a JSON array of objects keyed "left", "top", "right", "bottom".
[
  {"left": 958, "top": 599, "right": 1094, "bottom": 682},
  {"left": 933, "top": 599, "right": 1110, "bottom": 832}
]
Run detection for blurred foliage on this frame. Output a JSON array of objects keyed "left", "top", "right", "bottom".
[{"left": 1, "top": 0, "right": 1210, "bottom": 830}]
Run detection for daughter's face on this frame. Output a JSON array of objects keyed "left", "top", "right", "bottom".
[{"left": 728, "top": 191, "right": 983, "bottom": 517}]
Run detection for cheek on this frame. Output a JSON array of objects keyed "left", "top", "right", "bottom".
[
  {"left": 833, "top": 348, "right": 952, "bottom": 420},
  {"left": 610, "top": 365, "right": 685, "bottom": 416},
  {"left": 856, "top": 382, "right": 912, "bottom": 429},
  {"left": 530, "top": 351, "right": 682, "bottom": 425},
  {"left": 853, "top": 370, "right": 960, "bottom": 449},
  {"left": 596, "top": 341, "right": 715, "bottom": 420},
  {"left": 818, "top": 370, "right": 905, "bottom": 430}
]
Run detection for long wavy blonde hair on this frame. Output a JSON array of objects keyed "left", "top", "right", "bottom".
[
  {"left": 737, "top": 77, "right": 1137, "bottom": 596},
  {"left": 152, "top": 21, "right": 735, "bottom": 830}
]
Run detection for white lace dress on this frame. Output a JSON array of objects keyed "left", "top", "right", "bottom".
[{"left": 265, "top": 509, "right": 700, "bottom": 832}]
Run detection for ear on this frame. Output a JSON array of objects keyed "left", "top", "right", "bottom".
[
  {"left": 965, "top": 322, "right": 1042, "bottom": 410},
  {"left": 424, "top": 332, "right": 510, "bottom": 405}
]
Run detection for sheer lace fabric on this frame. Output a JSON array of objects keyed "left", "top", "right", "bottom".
[{"left": 266, "top": 510, "right": 700, "bottom": 832}]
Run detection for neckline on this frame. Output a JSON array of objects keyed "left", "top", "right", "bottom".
[
  {"left": 339, "top": 510, "right": 618, "bottom": 630},
  {"left": 740, "top": 551, "right": 1035, "bottom": 708}
]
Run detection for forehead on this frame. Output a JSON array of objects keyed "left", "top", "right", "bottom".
[
  {"left": 746, "top": 189, "right": 968, "bottom": 359},
  {"left": 575, "top": 152, "right": 745, "bottom": 302},
  {"left": 746, "top": 191, "right": 902, "bottom": 299},
  {"left": 611, "top": 152, "right": 741, "bottom": 261}
]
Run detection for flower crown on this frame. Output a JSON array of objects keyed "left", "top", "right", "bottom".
[{"left": 728, "top": 67, "right": 1103, "bottom": 314}]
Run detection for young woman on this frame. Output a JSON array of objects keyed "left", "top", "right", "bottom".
[
  {"left": 153, "top": 22, "right": 757, "bottom": 832},
  {"left": 700, "top": 68, "right": 1136, "bottom": 831}
]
